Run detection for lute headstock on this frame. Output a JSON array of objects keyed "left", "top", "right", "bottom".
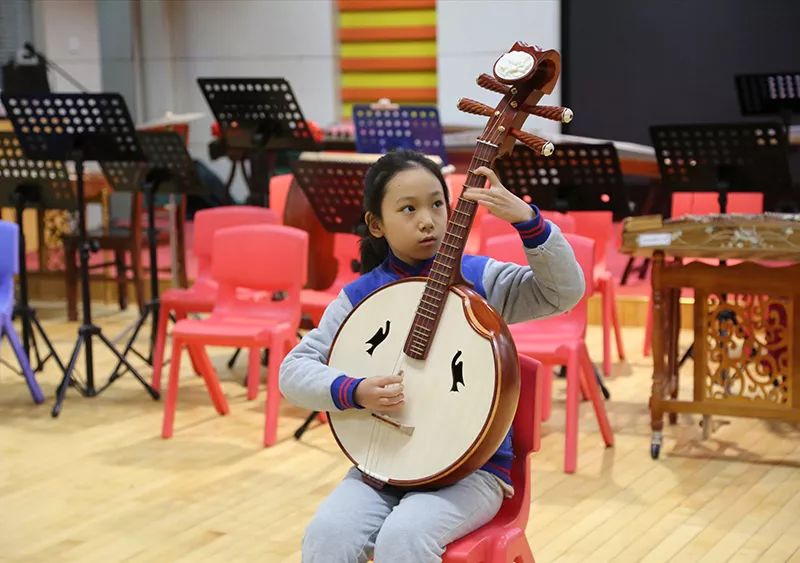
[{"left": 457, "top": 42, "right": 572, "bottom": 159}]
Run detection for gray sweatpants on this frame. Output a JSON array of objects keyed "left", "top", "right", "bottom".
[{"left": 302, "top": 466, "right": 504, "bottom": 563}]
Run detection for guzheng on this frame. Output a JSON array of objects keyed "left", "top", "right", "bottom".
[{"left": 620, "top": 213, "right": 800, "bottom": 260}]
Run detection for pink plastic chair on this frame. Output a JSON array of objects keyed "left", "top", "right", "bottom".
[
  {"left": 643, "top": 192, "right": 764, "bottom": 355},
  {"left": 301, "top": 233, "right": 361, "bottom": 326},
  {"left": 268, "top": 173, "right": 294, "bottom": 221},
  {"left": 161, "top": 224, "right": 308, "bottom": 446},
  {"left": 477, "top": 211, "right": 575, "bottom": 255},
  {"left": 485, "top": 233, "right": 614, "bottom": 473},
  {"left": 151, "top": 206, "right": 278, "bottom": 392},
  {"left": 443, "top": 355, "right": 542, "bottom": 563},
  {"left": 569, "top": 210, "right": 625, "bottom": 376},
  {"left": 447, "top": 173, "right": 488, "bottom": 255}
]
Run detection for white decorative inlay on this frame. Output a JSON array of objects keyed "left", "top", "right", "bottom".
[{"left": 494, "top": 51, "right": 535, "bottom": 81}]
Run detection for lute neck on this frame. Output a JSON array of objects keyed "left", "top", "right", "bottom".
[{"left": 403, "top": 138, "right": 501, "bottom": 360}]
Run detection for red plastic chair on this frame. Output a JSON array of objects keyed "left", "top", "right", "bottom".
[
  {"left": 151, "top": 206, "right": 278, "bottom": 392},
  {"left": 301, "top": 233, "right": 361, "bottom": 326},
  {"left": 447, "top": 173, "right": 488, "bottom": 255},
  {"left": 643, "top": 192, "right": 764, "bottom": 355},
  {"left": 443, "top": 355, "right": 542, "bottom": 563},
  {"left": 486, "top": 233, "right": 614, "bottom": 473},
  {"left": 569, "top": 210, "right": 625, "bottom": 376},
  {"left": 161, "top": 224, "right": 308, "bottom": 447},
  {"left": 477, "top": 212, "right": 575, "bottom": 255},
  {"left": 269, "top": 173, "right": 294, "bottom": 221}
]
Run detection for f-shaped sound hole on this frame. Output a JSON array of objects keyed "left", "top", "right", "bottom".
[{"left": 451, "top": 350, "right": 464, "bottom": 392}]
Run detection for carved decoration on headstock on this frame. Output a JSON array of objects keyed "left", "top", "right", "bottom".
[{"left": 458, "top": 41, "right": 571, "bottom": 159}]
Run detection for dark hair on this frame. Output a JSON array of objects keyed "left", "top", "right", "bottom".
[{"left": 356, "top": 149, "right": 450, "bottom": 273}]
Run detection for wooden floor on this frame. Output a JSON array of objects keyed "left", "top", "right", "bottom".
[{"left": 2, "top": 302, "right": 800, "bottom": 562}]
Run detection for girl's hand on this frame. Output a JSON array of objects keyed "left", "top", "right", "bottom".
[
  {"left": 354, "top": 374, "right": 404, "bottom": 412},
  {"left": 461, "top": 166, "right": 534, "bottom": 224}
]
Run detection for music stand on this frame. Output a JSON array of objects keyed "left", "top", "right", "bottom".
[
  {"left": 288, "top": 155, "right": 373, "bottom": 439},
  {"left": 494, "top": 142, "right": 626, "bottom": 216},
  {"left": 650, "top": 122, "right": 793, "bottom": 214},
  {"left": 198, "top": 77, "right": 319, "bottom": 206},
  {"left": 0, "top": 91, "right": 160, "bottom": 416},
  {"left": 736, "top": 72, "right": 800, "bottom": 133},
  {"left": 352, "top": 104, "right": 448, "bottom": 164},
  {"left": 101, "top": 131, "right": 207, "bottom": 380},
  {"left": 0, "top": 132, "right": 69, "bottom": 375}
]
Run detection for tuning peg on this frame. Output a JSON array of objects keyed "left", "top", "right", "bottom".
[
  {"left": 510, "top": 128, "right": 555, "bottom": 156},
  {"left": 457, "top": 98, "right": 496, "bottom": 118},
  {"left": 520, "top": 104, "right": 573, "bottom": 123},
  {"left": 476, "top": 73, "right": 510, "bottom": 95},
  {"left": 520, "top": 105, "right": 574, "bottom": 123}
]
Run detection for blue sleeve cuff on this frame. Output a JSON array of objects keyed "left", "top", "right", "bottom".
[
  {"left": 331, "top": 375, "right": 365, "bottom": 410},
  {"left": 512, "top": 205, "right": 551, "bottom": 248}
]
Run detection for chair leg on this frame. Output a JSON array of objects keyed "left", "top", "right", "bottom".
[
  {"left": 580, "top": 344, "right": 614, "bottom": 447},
  {"left": 643, "top": 295, "right": 653, "bottom": 357},
  {"left": 247, "top": 347, "right": 260, "bottom": 401},
  {"left": 492, "top": 527, "right": 534, "bottom": 563},
  {"left": 601, "top": 280, "right": 612, "bottom": 377},
  {"left": 190, "top": 344, "right": 229, "bottom": 415},
  {"left": 130, "top": 245, "right": 145, "bottom": 313},
  {"left": 162, "top": 339, "right": 184, "bottom": 438},
  {"left": 609, "top": 280, "right": 626, "bottom": 361},
  {"left": 263, "top": 338, "right": 284, "bottom": 447},
  {"left": 2, "top": 319, "right": 44, "bottom": 404},
  {"left": 540, "top": 362, "right": 553, "bottom": 422},
  {"left": 564, "top": 349, "right": 580, "bottom": 474},
  {"left": 151, "top": 305, "right": 171, "bottom": 392}
]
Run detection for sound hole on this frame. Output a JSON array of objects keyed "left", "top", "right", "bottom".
[
  {"left": 365, "top": 320, "right": 391, "bottom": 356},
  {"left": 450, "top": 350, "right": 464, "bottom": 392}
]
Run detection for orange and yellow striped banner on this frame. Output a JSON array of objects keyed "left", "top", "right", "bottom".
[{"left": 338, "top": 0, "right": 437, "bottom": 118}]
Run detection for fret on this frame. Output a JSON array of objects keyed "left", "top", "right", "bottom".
[
  {"left": 447, "top": 232, "right": 464, "bottom": 240},
  {"left": 410, "top": 342, "right": 425, "bottom": 352},
  {"left": 418, "top": 304, "right": 437, "bottom": 316},
  {"left": 426, "top": 285, "right": 445, "bottom": 295},
  {"left": 414, "top": 325, "right": 431, "bottom": 333},
  {"left": 420, "top": 297, "right": 439, "bottom": 310},
  {"left": 441, "top": 241, "right": 459, "bottom": 250},
  {"left": 416, "top": 310, "right": 435, "bottom": 322},
  {"left": 453, "top": 208, "right": 471, "bottom": 219},
  {"left": 448, "top": 221, "right": 469, "bottom": 230}
]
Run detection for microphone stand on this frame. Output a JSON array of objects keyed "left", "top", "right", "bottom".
[{"left": 22, "top": 42, "right": 89, "bottom": 93}]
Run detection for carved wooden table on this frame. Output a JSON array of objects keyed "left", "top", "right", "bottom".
[{"left": 621, "top": 214, "right": 800, "bottom": 458}]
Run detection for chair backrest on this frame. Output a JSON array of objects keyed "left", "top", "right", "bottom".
[
  {"left": 493, "top": 355, "right": 541, "bottom": 528},
  {"left": 540, "top": 210, "right": 576, "bottom": 233},
  {"left": 270, "top": 173, "right": 294, "bottom": 221},
  {"left": 331, "top": 233, "right": 361, "bottom": 292},
  {"left": 211, "top": 224, "right": 309, "bottom": 318},
  {"left": 671, "top": 191, "right": 764, "bottom": 218},
  {"left": 478, "top": 212, "right": 575, "bottom": 255},
  {"left": 569, "top": 210, "right": 613, "bottom": 272},
  {"left": 484, "top": 232, "right": 595, "bottom": 337},
  {"left": 0, "top": 220, "right": 19, "bottom": 314},
  {"left": 193, "top": 206, "right": 278, "bottom": 281}
]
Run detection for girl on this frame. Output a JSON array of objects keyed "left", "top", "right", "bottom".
[{"left": 280, "top": 149, "right": 584, "bottom": 562}]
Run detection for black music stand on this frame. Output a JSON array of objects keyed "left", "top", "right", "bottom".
[
  {"left": 0, "top": 92, "right": 160, "bottom": 416},
  {"left": 0, "top": 132, "right": 69, "bottom": 375},
  {"left": 198, "top": 77, "right": 319, "bottom": 207},
  {"left": 736, "top": 72, "right": 800, "bottom": 133},
  {"left": 288, "top": 156, "right": 370, "bottom": 440},
  {"left": 494, "top": 142, "right": 626, "bottom": 216},
  {"left": 101, "top": 131, "right": 207, "bottom": 380},
  {"left": 650, "top": 122, "right": 793, "bottom": 214}
]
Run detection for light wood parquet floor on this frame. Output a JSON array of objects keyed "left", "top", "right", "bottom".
[{"left": 1, "top": 302, "right": 799, "bottom": 562}]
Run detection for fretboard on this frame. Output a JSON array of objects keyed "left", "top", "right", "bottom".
[{"left": 403, "top": 138, "right": 501, "bottom": 359}]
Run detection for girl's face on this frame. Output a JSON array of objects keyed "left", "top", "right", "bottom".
[{"left": 368, "top": 166, "right": 449, "bottom": 266}]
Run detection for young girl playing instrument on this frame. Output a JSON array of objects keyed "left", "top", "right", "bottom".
[{"left": 280, "top": 149, "right": 584, "bottom": 563}]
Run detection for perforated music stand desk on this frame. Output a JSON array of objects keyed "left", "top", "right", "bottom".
[
  {"left": 0, "top": 91, "right": 159, "bottom": 416},
  {"left": 100, "top": 131, "right": 206, "bottom": 376},
  {"left": 494, "top": 142, "right": 626, "bottom": 216},
  {"left": 650, "top": 122, "right": 793, "bottom": 214},
  {"left": 198, "top": 77, "right": 319, "bottom": 206},
  {"left": 289, "top": 155, "right": 371, "bottom": 235},
  {"left": 0, "top": 131, "right": 70, "bottom": 375},
  {"left": 353, "top": 104, "right": 448, "bottom": 164},
  {"left": 736, "top": 72, "right": 800, "bottom": 129}
]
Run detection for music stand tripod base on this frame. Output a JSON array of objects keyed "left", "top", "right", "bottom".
[{"left": 1, "top": 91, "right": 161, "bottom": 416}]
